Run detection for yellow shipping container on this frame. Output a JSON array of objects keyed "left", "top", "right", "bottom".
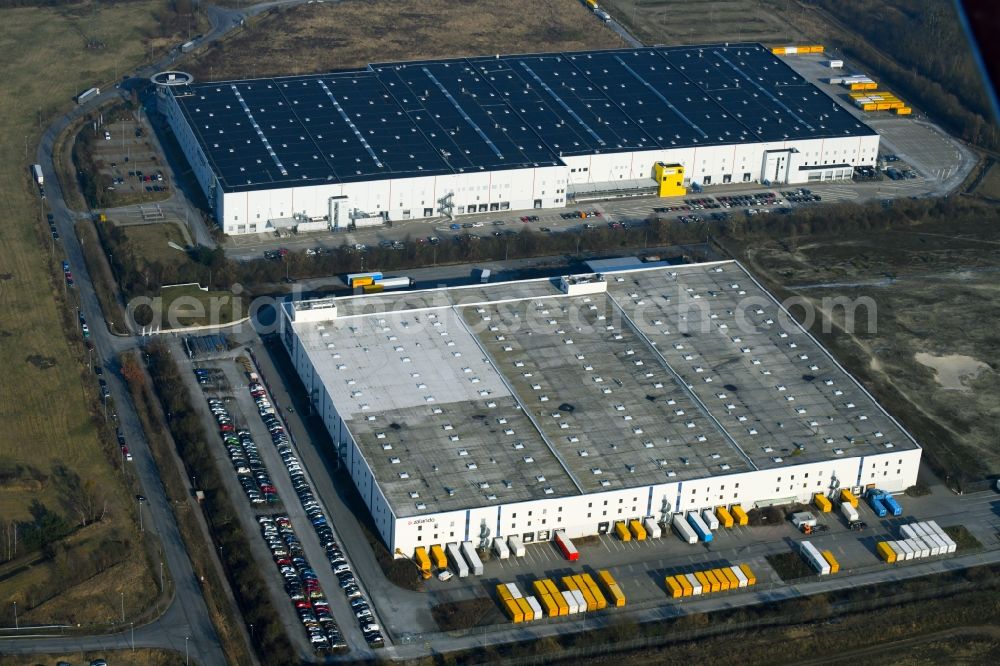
[
  {"left": 813, "top": 493, "right": 832, "bottom": 513},
  {"left": 614, "top": 521, "right": 631, "bottom": 542},
  {"left": 562, "top": 575, "right": 579, "bottom": 592},
  {"left": 840, "top": 489, "right": 859, "bottom": 508},
  {"left": 721, "top": 566, "right": 740, "bottom": 589},
  {"left": 864, "top": 82, "right": 878, "bottom": 90},
  {"left": 532, "top": 580, "right": 549, "bottom": 598},
  {"left": 582, "top": 573, "right": 607, "bottom": 610},
  {"left": 862, "top": 103, "right": 877, "bottom": 111},
  {"left": 497, "top": 583, "right": 513, "bottom": 602},
  {"left": 822, "top": 550, "right": 840, "bottom": 574},
  {"left": 414, "top": 546, "right": 431, "bottom": 574},
  {"left": 739, "top": 564, "right": 757, "bottom": 585},
  {"left": 665, "top": 575, "right": 684, "bottom": 598},
  {"left": 731, "top": 505, "right": 749, "bottom": 526},
  {"left": 545, "top": 579, "right": 569, "bottom": 616},
  {"left": 716, "top": 506, "right": 734, "bottom": 528},
  {"left": 705, "top": 570, "right": 723, "bottom": 593},
  {"left": 350, "top": 276, "right": 374, "bottom": 287},
  {"left": 430, "top": 544, "right": 448, "bottom": 569},
  {"left": 877, "top": 541, "right": 897, "bottom": 562},
  {"left": 677, "top": 574, "right": 694, "bottom": 597},
  {"left": 896, "top": 106, "right": 912, "bottom": 115},
  {"left": 574, "top": 575, "right": 598, "bottom": 611},
  {"left": 629, "top": 519, "right": 647, "bottom": 541},
  {"left": 876, "top": 102, "right": 892, "bottom": 111},
  {"left": 516, "top": 597, "right": 534, "bottom": 622},
  {"left": 505, "top": 597, "right": 524, "bottom": 623},
  {"left": 538, "top": 593, "right": 559, "bottom": 617},
  {"left": 850, "top": 82, "right": 866, "bottom": 91},
  {"left": 362, "top": 283, "right": 384, "bottom": 294},
  {"left": 695, "top": 571, "right": 714, "bottom": 593},
  {"left": 598, "top": 570, "right": 627, "bottom": 607},
  {"left": 772, "top": 47, "right": 787, "bottom": 55}
]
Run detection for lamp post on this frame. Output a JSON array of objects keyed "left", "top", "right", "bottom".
[
  {"left": 13, "top": 602, "right": 17, "bottom": 631},
  {"left": 120, "top": 591, "right": 125, "bottom": 623},
  {"left": 185, "top": 636, "right": 190, "bottom": 665}
]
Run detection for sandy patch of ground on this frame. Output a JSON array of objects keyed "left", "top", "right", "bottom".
[{"left": 915, "top": 353, "right": 989, "bottom": 391}]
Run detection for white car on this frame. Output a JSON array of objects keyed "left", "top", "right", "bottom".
[{"left": 437, "top": 570, "right": 454, "bottom": 582}]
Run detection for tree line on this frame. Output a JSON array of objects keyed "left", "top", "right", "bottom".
[
  {"left": 817, "top": 0, "right": 999, "bottom": 151},
  {"left": 99, "top": 216, "right": 710, "bottom": 299}
]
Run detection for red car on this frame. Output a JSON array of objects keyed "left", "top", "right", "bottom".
[{"left": 219, "top": 423, "right": 235, "bottom": 432}]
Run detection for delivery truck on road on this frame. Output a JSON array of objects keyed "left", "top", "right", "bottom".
[{"left": 32, "top": 164, "right": 43, "bottom": 186}]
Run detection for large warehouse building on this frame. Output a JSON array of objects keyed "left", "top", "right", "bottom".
[
  {"left": 280, "top": 262, "right": 920, "bottom": 556},
  {"left": 162, "top": 43, "right": 879, "bottom": 235}
]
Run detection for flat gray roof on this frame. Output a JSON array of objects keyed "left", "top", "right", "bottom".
[{"left": 288, "top": 262, "right": 917, "bottom": 517}]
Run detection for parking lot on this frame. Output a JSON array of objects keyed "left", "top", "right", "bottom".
[
  {"left": 176, "top": 339, "right": 384, "bottom": 658},
  {"left": 88, "top": 112, "right": 173, "bottom": 205}
]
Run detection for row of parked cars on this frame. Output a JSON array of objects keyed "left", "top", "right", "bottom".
[
  {"left": 258, "top": 515, "right": 346, "bottom": 652},
  {"left": 716, "top": 191, "right": 781, "bottom": 208},
  {"left": 780, "top": 188, "right": 823, "bottom": 203},
  {"left": 249, "top": 379, "right": 385, "bottom": 648},
  {"left": 205, "top": 393, "right": 279, "bottom": 505}
]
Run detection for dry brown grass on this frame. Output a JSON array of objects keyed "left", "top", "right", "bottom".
[
  {"left": 0, "top": 0, "right": 204, "bottom": 626},
  {"left": 189, "top": 0, "right": 623, "bottom": 80},
  {"left": 0, "top": 649, "right": 180, "bottom": 666},
  {"left": 601, "top": 0, "right": 799, "bottom": 47}
]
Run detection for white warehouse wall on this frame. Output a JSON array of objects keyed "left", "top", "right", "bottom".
[{"left": 388, "top": 449, "right": 920, "bottom": 555}]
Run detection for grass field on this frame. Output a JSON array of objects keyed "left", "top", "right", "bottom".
[
  {"left": 0, "top": 0, "right": 199, "bottom": 625},
  {"left": 153, "top": 284, "right": 242, "bottom": 329},
  {"left": 0, "top": 649, "right": 180, "bottom": 666},
  {"left": 732, "top": 212, "right": 1000, "bottom": 486},
  {"left": 601, "top": 0, "right": 799, "bottom": 47},
  {"left": 188, "top": 0, "right": 622, "bottom": 80}
]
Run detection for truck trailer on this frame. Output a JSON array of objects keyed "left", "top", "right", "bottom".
[
  {"left": 507, "top": 535, "right": 526, "bottom": 557},
  {"left": 672, "top": 514, "right": 698, "bottom": 544},
  {"left": 460, "top": 541, "right": 484, "bottom": 575},
  {"left": 840, "top": 501, "right": 860, "bottom": 524},
  {"left": 374, "top": 276, "right": 414, "bottom": 290},
  {"left": 701, "top": 509, "right": 720, "bottom": 530},
  {"left": 882, "top": 494, "right": 903, "bottom": 516},
  {"left": 800, "top": 540, "right": 831, "bottom": 575},
  {"left": 492, "top": 536, "right": 510, "bottom": 560},
  {"left": 686, "top": 512, "right": 713, "bottom": 542},
  {"left": 31, "top": 164, "right": 43, "bottom": 186},
  {"left": 643, "top": 517, "right": 662, "bottom": 538},
  {"left": 446, "top": 542, "right": 469, "bottom": 578},
  {"left": 554, "top": 530, "right": 579, "bottom": 561},
  {"left": 76, "top": 87, "right": 100, "bottom": 105}
]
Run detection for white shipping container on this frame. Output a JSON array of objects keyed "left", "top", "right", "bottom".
[
  {"left": 730, "top": 565, "right": 748, "bottom": 588},
  {"left": 912, "top": 537, "right": 931, "bottom": 559},
  {"left": 672, "top": 514, "right": 698, "bottom": 544},
  {"left": 785, "top": 46, "right": 798, "bottom": 54},
  {"left": 525, "top": 595, "right": 543, "bottom": 619},
  {"left": 887, "top": 541, "right": 905, "bottom": 561},
  {"left": 896, "top": 540, "right": 914, "bottom": 561},
  {"left": 643, "top": 517, "right": 662, "bottom": 539},
  {"left": 827, "top": 59, "right": 844, "bottom": 68},
  {"left": 493, "top": 537, "right": 510, "bottom": 560},
  {"left": 900, "top": 524, "right": 918, "bottom": 539},
  {"left": 562, "top": 590, "right": 580, "bottom": 614},
  {"left": 685, "top": 573, "right": 703, "bottom": 595},
  {"left": 572, "top": 589, "right": 587, "bottom": 613},
  {"left": 506, "top": 582, "right": 522, "bottom": 599},
  {"left": 801, "top": 540, "right": 831, "bottom": 575},
  {"left": 702, "top": 509, "right": 720, "bottom": 530},
  {"left": 924, "top": 532, "right": 946, "bottom": 556},
  {"left": 447, "top": 542, "right": 469, "bottom": 577},
  {"left": 840, "top": 501, "right": 860, "bottom": 523},
  {"left": 461, "top": 541, "right": 484, "bottom": 576},
  {"left": 507, "top": 535, "right": 526, "bottom": 557}
]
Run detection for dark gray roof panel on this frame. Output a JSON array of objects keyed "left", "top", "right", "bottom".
[{"left": 173, "top": 44, "right": 875, "bottom": 193}]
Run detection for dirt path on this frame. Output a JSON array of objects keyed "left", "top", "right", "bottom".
[{"left": 794, "top": 625, "right": 1000, "bottom": 665}]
